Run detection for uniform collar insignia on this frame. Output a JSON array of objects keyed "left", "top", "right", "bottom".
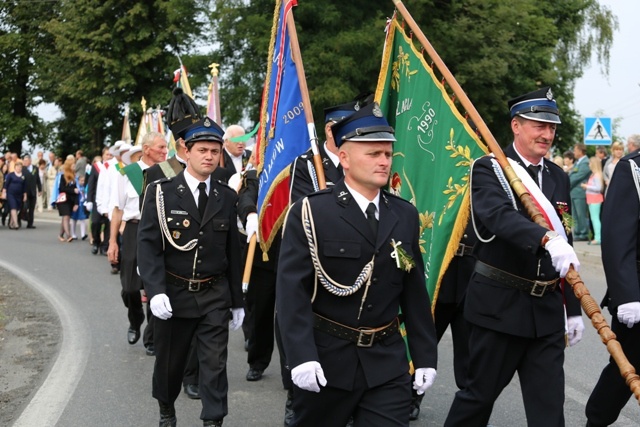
[{"left": 177, "top": 183, "right": 186, "bottom": 195}]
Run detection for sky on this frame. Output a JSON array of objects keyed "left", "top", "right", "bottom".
[
  {"left": 34, "top": 0, "right": 637, "bottom": 153},
  {"left": 573, "top": 0, "right": 640, "bottom": 141}
]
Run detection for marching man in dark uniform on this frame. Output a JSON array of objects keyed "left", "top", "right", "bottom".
[
  {"left": 444, "top": 87, "right": 584, "bottom": 426},
  {"left": 288, "top": 101, "right": 359, "bottom": 203},
  {"left": 276, "top": 102, "right": 438, "bottom": 426},
  {"left": 138, "top": 117, "right": 244, "bottom": 427},
  {"left": 585, "top": 134, "right": 640, "bottom": 427}
]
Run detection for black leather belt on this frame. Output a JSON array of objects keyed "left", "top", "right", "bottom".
[
  {"left": 474, "top": 261, "right": 558, "bottom": 297},
  {"left": 313, "top": 313, "right": 399, "bottom": 348},
  {"left": 127, "top": 219, "right": 140, "bottom": 224},
  {"left": 165, "top": 272, "right": 224, "bottom": 292},
  {"left": 455, "top": 243, "right": 474, "bottom": 257}
]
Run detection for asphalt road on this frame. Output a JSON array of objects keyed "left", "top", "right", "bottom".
[{"left": 2, "top": 214, "right": 639, "bottom": 426}]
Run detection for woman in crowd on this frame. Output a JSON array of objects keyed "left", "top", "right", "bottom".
[
  {"left": 2, "top": 160, "right": 27, "bottom": 229},
  {"left": 603, "top": 140, "right": 624, "bottom": 193},
  {"left": 581, "top": 156, "right": 604, "bottom": 245},
  {"left": 70, "top": 174, "right": 89, "bottom": 240},
  {"left": 47, "top": 156, "right": 61, "bottom": 209},
  {"left": 57, "top": 159, "right": 79, "bottom": 242},
  {"left": 563, "top": 150, "right": 575, "bottom": 173}
]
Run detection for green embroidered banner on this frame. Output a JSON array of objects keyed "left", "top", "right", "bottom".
[{"left": 375, "top": 18, "right": 488, "bottom": 309}]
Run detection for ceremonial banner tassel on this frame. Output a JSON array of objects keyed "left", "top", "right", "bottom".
[
  {"left": 255, "top": 0, "right": 310, "bottom": 258},
  {"left": 375, "top": 15, "right": 488, "bottom": 309},
  {"left": 390, "top": 0, "right": 640, "bottom": 402},
  {"left": 207, "top": 63, "right": 222, "bottom": 125}
]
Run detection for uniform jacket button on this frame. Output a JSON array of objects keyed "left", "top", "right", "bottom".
[
  {"left": 367, "top": 304, "right": 373, "bottom": 311},
  {"left": 197, "top": 259, "right": 202, "bottom": 264},
  {"left": 339, "top": 248, "right": 345, "bottom": 254},
  {"left": 199, "top": 246, "right": 204, "bottom": 250},
  {"left": 372, "top": 277, "right": 378, "bottom": 283},
  {"left": 199, "top": 231, "right": 204, "bottom": 236}
]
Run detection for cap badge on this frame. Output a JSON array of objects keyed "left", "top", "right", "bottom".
[
  {"left": 546, "top": 88, "right": 553, "bottom": 100},
  {"left": 204, "top": 117, "right": 211, "bottom": 127},
  {"left": 372, "top": 103, "right": 383, "bottom": 118}
]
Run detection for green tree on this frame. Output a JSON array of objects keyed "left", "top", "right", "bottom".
[
  {"left": 0, "top": 0, "right": 59, "bottom": 155},
  {"left": 210, "top": 0, "right": 617, "bottom": 152},
  {"left": 39, "top": 0, "right": 208, "bottom": 156}
]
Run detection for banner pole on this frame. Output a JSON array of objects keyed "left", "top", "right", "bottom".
[
  {"left": 285, "top": 6, "right": 326, "bottom": 190},
  {"left": 391, "top": 0, "right": 640, "bottom": 402}
]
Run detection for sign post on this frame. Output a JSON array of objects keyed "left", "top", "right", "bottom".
[{"left": 584, "top": 117, "right": 612, "bottom": 145}]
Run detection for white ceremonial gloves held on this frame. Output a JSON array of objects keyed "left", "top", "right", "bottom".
[
  {"left": 150, "top": 294, "right": 173, "bottom": 320},
  {"left": 566, "top": 315, "right": 585, "bottom": 346},
  {"left": 545, "top": 236, "right": 580, "bottom": 278},
  {"left": 291, "top": 361, "right": 327, "bottom": 393},
  {"left": 84, "top": 201, "right": 93, "bottom": 212},
  {"left": 617, "top": 302, "right": 640, "bottom": 328},
  {"left": 413, "top": 368, "right": 437, "bottom": 395},
  {"left": 229, "top": 308, "right": 245, "bottom": 331},
  {"left": 245, "top": 212, "right": 259, "bottom": 243}
]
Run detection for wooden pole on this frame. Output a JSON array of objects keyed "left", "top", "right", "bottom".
[
  {"left": 242, "top": 234, "right": 257, "bottom": 294},
  {"left": 391, "top": 0, "right": 640, "bottom": 403},
  {"left": 286, "top": 6, "right": 326, "bottom": 190}
]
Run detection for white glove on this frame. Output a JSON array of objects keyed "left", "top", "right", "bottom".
[
  {"left": 545, "top": 236, "right": 580, "bottom": 278},
  {"left": 566, "top": 316, "right": 585, "bottom": 346},
  {"left": 291, "top": 361, "right": 327, "bottom": 393},
  {"left": 84, "top": 201, "right": 93, "bottom": 212},
  {"left": 245, "top": 212, "right": 259, "bottom": 243},
  {"left": 150, "top": 294, "right": 173, "bottom": 320},
  {"left": 617, "top": 302, "right": 640, "bottom": 328},
  {"left": 413, "top": 367, "right": 437, "bottom": 395},
  {"left": 229, "top": 308, "right": 245, "bottom": 331}
]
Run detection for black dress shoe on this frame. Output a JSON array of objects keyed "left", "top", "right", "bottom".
[
  {"left": 203, "top": 420, "right": 223, "bottom": 427},
  {"left": 111, "top": 267, "right": 120, "bottom": 274},
  {"left": 159, "top": 403, "right": 176, "bottom": 427},
  {"left": 127, "top": 327, "right": 141, "bottom": 345},
  {"left": 184, "top": 383, "right": 200, "bottom": 399},
  {"left": 91, "top": 245, "right": 98, "bottom": 255},
  {"left": 246, "top": 367, "right": 264, "bottom": 381},
  {"left": 145, "top": 344, "right": 156, "bottom": 356},
  {"left": 26, "top": 225, "right": 36, "bottom": 229}
]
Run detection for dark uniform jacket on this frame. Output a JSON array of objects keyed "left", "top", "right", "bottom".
[
  {"left": 138, "top": 171, "right": 243, "bottom": 318},
  {"left": 276, "top": 181, "right": 437, "bottom": 391},
  {"left": 86, "top": 163, "right": 100, "bottom": 205},
  {"left": 465, "top": 144, "right": 581, "bottom": 338},
  {"left": 237, "top": 169, "right": 280, "bottom": 271},
  {"left": 221, "top": 149, "right": 252, "bottom": 175},
  {"left": 601, "top": 149, "right": 640, "bottom": 310},
  {"left": 289, "top": 143, "right": 343, "bottom": 204}
]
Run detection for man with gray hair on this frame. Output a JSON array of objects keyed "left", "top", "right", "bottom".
[
  {"left": 221, "top": 124, "right": 251, "bottom": 174},
  {"left": 107, "top": 132, "right": 168, "bottom": 349}
]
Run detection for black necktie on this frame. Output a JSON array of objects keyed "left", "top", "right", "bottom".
[
  {"left": 365, "top": 203, "right": 378, "bottom": 236},
  {"left": 197, "top": 182, "right": 208, "bottom": 217},
  {"left": 527, "top": 164, "right": 541, "bottom": 187}
]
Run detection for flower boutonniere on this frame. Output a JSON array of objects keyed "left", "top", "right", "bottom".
[
  {"left": 390, "top": 239, "right": 415, "bottom": 273},
  {"left": 556, "top": 202, "right": 574, "bottom": 235}
]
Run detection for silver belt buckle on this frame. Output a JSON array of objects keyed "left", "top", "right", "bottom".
[
  {"left": 188, "top": 281, "right": 200, "bottom": 292},
  {"left": 530, "top": 281, "right": 547, "bottom": 297},
  {"left": 357, "top": 329, "right": 375, "bottom": 347},
  {"left": 456, "top": 243, "right": 466, "bottom": 256}
]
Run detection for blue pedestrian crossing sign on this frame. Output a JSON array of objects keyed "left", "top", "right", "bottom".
[{"left": 584, "top": 117, "right": 612, "bottom": 145}]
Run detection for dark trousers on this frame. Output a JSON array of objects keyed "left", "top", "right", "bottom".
[
  {"left": 444, "top": 325, "right": 565, "bottom": 427},
  {"left": 153, "top": 309, "right": 230, "bottom": 421},
  {"left": 182, "top": 336, "right": 199, "bottom": 386},
  {"left": 434, "top": 300, "right": 470, "bottom": 389},
  {"left": 90, "top": 210, "right": 110, "bottom": 251},
  {"left": 246, "top": 266, "right": 276, "bottom": 371},
  {"left": 120, "top": 222, "right": 153, "bottom": 345},
  {"left": 26, "top": 195, "right": 36, "bottom": 226},
  {"left": 292, "top": 363, "right": 411, "bottom": 427},
  {"left": 586, "top": 315, "right": 640, "bottom": 426}
]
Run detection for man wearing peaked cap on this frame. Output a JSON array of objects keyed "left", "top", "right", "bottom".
[
  {"left": 138, "top": 112, "right": 244, "bottom": 427},
  {"left": 444, "top": 87, "right": 583, "bottom": 426},
  {"left": 276, "top": 101, "right": 438, "bottom": 426},
  {"left": 289, "top": 100, "right": 361, "bottom": 204}
]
